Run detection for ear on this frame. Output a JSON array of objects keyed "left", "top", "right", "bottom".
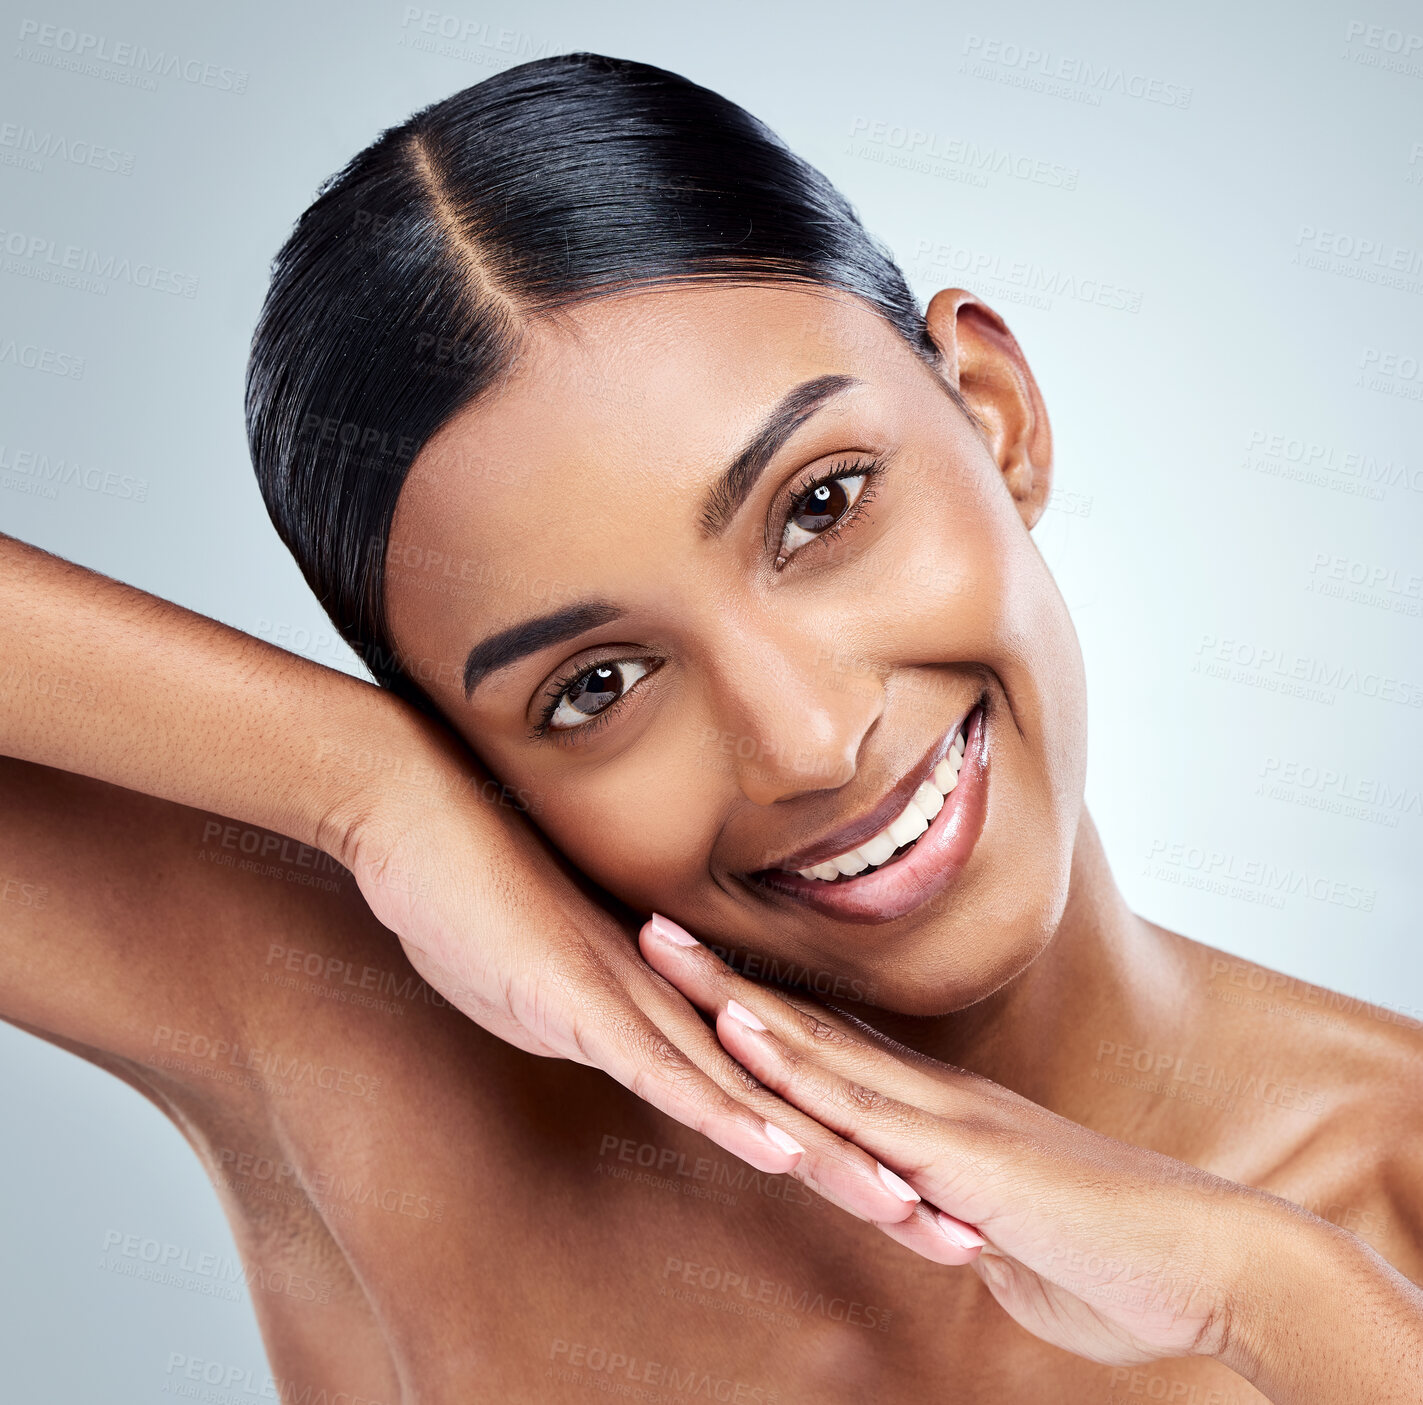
[{"left": 924, "top": 288, "right": 1053, "bottom": 529}]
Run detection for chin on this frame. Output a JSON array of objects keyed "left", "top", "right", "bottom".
[{"left": 843, "top": 818, "right": 1077, "bottom": 1019}]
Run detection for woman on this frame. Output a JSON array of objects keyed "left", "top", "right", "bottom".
[{"left": 2, "top": 52, "right": 1420, "bottom": 1402}]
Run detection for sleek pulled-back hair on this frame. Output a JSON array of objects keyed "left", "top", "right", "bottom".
[{"left": 245, "top": 51, "right": 951, "bottom": 711}]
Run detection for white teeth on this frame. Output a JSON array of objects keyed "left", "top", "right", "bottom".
[
  {"left": 856, "top": 831, "right": 898, "bottom": 868},
  {"left": 791, "top": 722, "right": 971, "bottom": 882},
  {"left": 886, "top": 803, "right": 928, "bottom": 849},
  {"left": 912, "top": 782, "right": 944, "bottom": 821}
]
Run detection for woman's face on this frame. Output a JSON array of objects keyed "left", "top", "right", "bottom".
[{"left": 385, "top": 282, "right": 1087, "bottom": 1015}]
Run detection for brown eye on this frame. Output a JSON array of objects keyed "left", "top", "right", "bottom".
[
  {"left": 780, "top": 472, "right": 869, "bottom": 559},
  {"left": 546, "top": 659, "right": 652, "bottom": 731},
  {"left": 790, "top": 478, "right": 853, "bottom": 533}
]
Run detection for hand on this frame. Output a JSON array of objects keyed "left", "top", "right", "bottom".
[
  {"left": 638, "top": 909, "right": 1270, "bottom": 1370},
  {"left": 333, "top": 756, "right": 942, "bottom": 1226}
]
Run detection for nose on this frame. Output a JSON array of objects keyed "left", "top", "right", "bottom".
[{"left": 704, "top": 617, "right": 886, "bottom": 807}]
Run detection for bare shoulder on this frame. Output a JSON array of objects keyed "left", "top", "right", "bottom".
[
  {"left": 1158, "top": 921, "right": 1423, "bottom": 1283},
  {"left": 0, "top": 753, "right": 388, "bottom": 1088},
  {"left": 0, "top": 754, "right": 414, "bottom": 1391}
]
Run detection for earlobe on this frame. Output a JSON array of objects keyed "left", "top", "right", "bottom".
[{"left": 925, "top": 288, "right": 1054, "bottom": 529}]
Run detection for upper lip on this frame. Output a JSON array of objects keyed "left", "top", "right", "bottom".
[{"left": 749, "top": 698, "right": 980, "bottom": 875}]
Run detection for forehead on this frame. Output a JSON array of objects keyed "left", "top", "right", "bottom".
[
  {"left": 386, "top": 282, "right": 915, "bottom": 637},
  {"left": 399, "top": 282, "right": 910, "bottom": 509}
]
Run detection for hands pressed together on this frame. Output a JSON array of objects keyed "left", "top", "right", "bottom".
[
  {"left": 629, "top": 912, "right": 1423, "bottom": 1404},
  {"left": 339, "top": 770, "right": 1423, "bottom": 1405},
  {"left": 8, "top": 530, "right": 1420, "bottom": 1403},
  {"left": 637, "top": 910, "right": 1242, "bottom": 1367}
]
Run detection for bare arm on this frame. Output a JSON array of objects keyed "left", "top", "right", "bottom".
[
  {"left": 0, "top": 530, "right": 441, "bottom": 859},
  {"left": 1, "top": 531, "right": 890, "bottom": 1204}
]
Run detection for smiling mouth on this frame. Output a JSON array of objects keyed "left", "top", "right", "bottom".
[
  {"left": 744, "top": 698, "right": 991, "bottom": 925},
  {"left": 786, "top": 723, "right": 968, "bottom": 883}
]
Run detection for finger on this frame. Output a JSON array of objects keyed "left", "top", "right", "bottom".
[
  {"left": 708, "top": 992, "right": 1016, "bottom": 1238},
  {"left": 640, "top": 912, "right": 980, "bottom": 1116},
  {"left": 637, "top": 919, "right": 1005, "bottom": 1266},
  {"left": 539, "top": 950, "right": 798, "bottom": 1175},
  {"left": 574, "top": 944, "right": 930, "bottom": 1225},
  {"left": 875, "top": 1202, "right": 986, "bottom": 1267}
]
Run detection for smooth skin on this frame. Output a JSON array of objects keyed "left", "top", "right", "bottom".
[
  {"left": 641, "top": 911, "right": 1423, "bottom": 1401},
  {"left": 2, "top": 281, "right": 1421, "bottom": 1401}
]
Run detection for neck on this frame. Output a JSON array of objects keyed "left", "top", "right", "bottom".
[{"left": 849, "top": 806, "right": 1185, "bottom": 1117}]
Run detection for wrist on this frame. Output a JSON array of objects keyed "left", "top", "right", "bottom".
[
  {"left": 1215, "top": 1193, "right": 1423, "bottom": 1403},
  {"left": 306, "top": 683, "right": 476, "bottom": 870}
]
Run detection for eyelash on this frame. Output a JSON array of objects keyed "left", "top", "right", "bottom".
[
  {"left": 773, "top": 453, "right": 887, "bottom": 571},
  {"left": 529, "top": 453, "right": 889, "bottom": 743},
  {"left": 528, "top": 661, "right": 656, "bottom": 745}
]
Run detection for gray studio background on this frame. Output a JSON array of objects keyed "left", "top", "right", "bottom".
[{"left": 2, "top": 0, "right": 1420, "bottom": 1397}]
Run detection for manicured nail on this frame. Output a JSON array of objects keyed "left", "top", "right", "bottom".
[
  {"left": 725, "top": 998, "right": 767, "bottom": 1031},
  {"left": 876, "top": 1161, "right": 920, "bottom": 1202},
  {"left": 935, "top": 1211, "right": 985, "bottom": 1249},
  {"left": 649, "top": 912, "right": 699, "bottom": 947},
  {"left": 762, "top": 1121, "right": 804, "bottom": 1157}
]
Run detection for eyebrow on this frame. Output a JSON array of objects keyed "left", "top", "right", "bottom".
[
  {"left": 697, "top": 373, "right": 861, "bottom": 538},
  {"left": 464, "top": 600, "right": 623, "bottom": 698},
  {"left": 461, "top": 372, "right": 861, "bottom": 699}
]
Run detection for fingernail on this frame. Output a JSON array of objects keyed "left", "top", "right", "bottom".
[
  {"left": 876, "top": 1161, "right": 920, "bottom": 1202},
  {"left": 725, "top": 998, "right": 767, "bottom": 1031},
  {"left": 648, "top": 912, "right": 699, "bottom": 947},
  {"left": 762, "top": 1121, "right": 804, "bottom": 1157},
  {"left": 935, "top": 1211, "right": 985, "bottom": 1249}
]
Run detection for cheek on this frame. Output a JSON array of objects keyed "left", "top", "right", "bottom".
[
  {"left": 891, "top": 464, "right": 1087, "bottom": 849},
  {"left": 886, "top": 464, "right": 1041, "bottom": 676},
  {"left": 513, "top": 746, "right": 718, "bottom": 911}
]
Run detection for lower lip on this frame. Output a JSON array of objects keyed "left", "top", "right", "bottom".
[{"left": 749, "top": 702, "right": 990, "bottom": 925}]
